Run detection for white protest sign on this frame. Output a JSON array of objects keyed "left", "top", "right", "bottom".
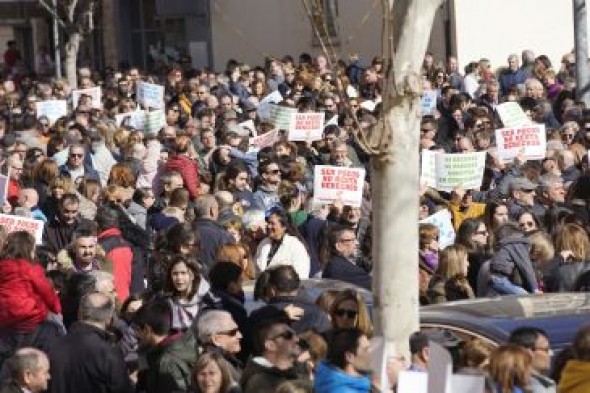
[
  {"left": 0, "top": 213, "right": 44, "bottom": 244},
  {"left": 35, "top": 100, "right": 67, "bottom": 125},
  {"left": 136, "top": 81, "right": 165, "bottom": 109},
  {"left": 0, "top": 174, "right": 8, "bottom": 206},
  {"left": 269, "top": 104, "right": 297, "bottom": 130},
  {"left": 370, "top": 337, "right": 398, "bottom": 392},
  {"left": 420, "top": 210, "right": 456, "bottom": 249},
  {"left": 257, "top": 90, "right": 283, "bottom": 119},
  {"left": 313, "top": 165, "right": 365, "bottom": 207},
  {"left": 72, "top": 86, "right": 102, "bottom": 109},
  {"left": 325, "top": 115, "right": 338, "bottom": 127},
  {"left": 238, "top": 119, "right": 256, "bottom": 136},
  {"left": 451, "top": 374, "right": 485, "bottom": 393},
  {"left": 495, "top": 124, "right": 546, "bottom": 163},
  {"left": 421, "top": 150, "right": 486, "bottom": 192},
  {"left": 496, "top": 101, "right": 532, "bottom": 127},
  {"left": 427, "top": 341, "right": 453, "bottom": 393},
  {"left": 115, "top": 110, "right": 146, "bottom": 130},
  {"left": 288, "top": 112, "right": 325, "bottom": 142},
  {"left": 249, "top": 129, "right": 279, "bottom": 150},
  {"left": 421, "top": 90, "right": 438, "bottom": 116},
  {"left": 398, "top": 371, "right": 427, "bottom": 393},
  {"left": 360, "top": 100, "right": 376, "bottom": 112},
  {"left": 144, "top": 110, "right": 166, "bottom": 135}
]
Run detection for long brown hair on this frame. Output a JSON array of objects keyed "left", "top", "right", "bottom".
[
  {"left": 489, "top": 344, "right": 532, "bottom": 393},
  {"left": 329, "top": 289, "right": 373, "bottom": 337}
]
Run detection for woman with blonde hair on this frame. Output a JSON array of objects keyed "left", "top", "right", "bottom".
[
  {"left": 544, "top": 223, "right": 590, "bottom": 292},
  {"left": 428, "top": 244, "right": 474, "bottom": 304},
  {"left": 192, "top": 351, "right": 240, "bottom": 393},
  {"left": 329, "top": 289, "right": 373, "bottom": 337},
  {"left": 488, "top": 344, "right": 533, "bottom": 393}
]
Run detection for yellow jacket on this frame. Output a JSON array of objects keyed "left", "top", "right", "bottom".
[
  {"left": 447, "top": 202, "right": 486, "bottom": 230},
  {"left": 558, "top": 360, "right": 590, "bottom": 393}
]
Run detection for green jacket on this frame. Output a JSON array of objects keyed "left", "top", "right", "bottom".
[{"left": 144, "top": 330, "right": 197, "bottom": 393}]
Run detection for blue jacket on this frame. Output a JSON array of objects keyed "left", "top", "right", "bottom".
[
  {"left": 499, "top": 68, "right": 529, "bottom": 96},
  {"left": 58, "top": 161, "right": 100, "bottom": 182},
  {"left": 314, "top": 361, "right": 371, "bottom": 393}
]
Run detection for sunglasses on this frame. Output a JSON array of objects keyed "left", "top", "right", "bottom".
[
  {"left": 217, "top": 328, "right": 240, "bottom": 337},
  {"left": 520, "top": 221, "right": 536, "bottom": 228},
  {"left": 335, "top": 309, "right": 358, "bottom": 319},
  {"left": 272, "top": 329, "right": 296, "bottom": 341}
]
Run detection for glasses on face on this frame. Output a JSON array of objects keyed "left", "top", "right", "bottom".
[
  {"left": 70, "top": 153, "right": 84, "bottom": 158},
  {"left": 335, "top": 309, "right": 358, "bottom": 319},
  {"left": 520, "top": 221, "right": 536, "bottom": 229},
  {"left": 534, "top": 346, "right": 553, "bottom": 356},
  {"left": 562, "top": 133, "right": 575, "bottom": 140},
  {"left": 271, "top": 328, "right": 296, "bottom": 341},
  {"left": 217, "top": 328, "right": 240, "bottom": 337}
]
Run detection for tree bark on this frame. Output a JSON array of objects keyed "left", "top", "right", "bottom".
[
  {"left": 574, "top": 0, "right": 590, "bottom": 106},
  {"left": 372, "top": 0, "right": 442, "bottom": 356},
  {"left": 65, "top": 32, "right": 81, "bottom": 88}
]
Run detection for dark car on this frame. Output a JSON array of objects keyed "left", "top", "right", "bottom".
[
  {"left": 420, "top": 292, "right": 590, "bottom": 351},
  {"left": 245, "top": 279, "right": 589, "bottom": 350}
]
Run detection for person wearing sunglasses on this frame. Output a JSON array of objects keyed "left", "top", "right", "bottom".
[
  {"left": 196, "top": 310, "right": 244, "bottom": 380},
  {"left": 58, "top": 143, "right": 100, "bottom": 183},
  {"left": 242, "top": 306, "right": 306, "bottom": 393},
  {"left": 323, "top": 226, "right": 372, "bottom": 291},
  {"left": 329, "top": 289, "right": 373, "bottom": 337}
]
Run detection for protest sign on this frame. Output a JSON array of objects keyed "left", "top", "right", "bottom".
[
  {"left": 35, "top": 100, "right": 67, "bottom": 125},
  {"left": 496, "top": 101, "right": 532, "bottom": 127},
  {"left": 288, "top": 112, "right": 325, "bottom": 142},
  {"left": 269, "top": 104, "right": 297, "bottom": 130},
  {"left": 450, "top": 374, "right": 485, "bottom": 393},
  {"left": 419, "top": 210, "right": 455, "bottom": 249},
  {"left": 249, "top": 129, "right": 279, "bottom": 150},
  {"left": 144, "top": 110, "right": 166, "bottom": 135},
  {"left": 370, "top": 337, "right": 398, "bottom": 392},
  {"left": 0, "top": 214, "right": 44, "bottom": 244},
  {"left": 495, "top": 124, "right": 546, "bottom": 163},
  {"left": 72, "top": 86, "right": 102, "bottom": 109},
  {"left": 257, "top": 90, "right": 283, "bottom": 119},
  {"left": 115, "top": 109, "right": 146, "bottom": 130},
  {"left": 238, "top": 119, "right": 256, "bottom": 136},
  {"left": 427, "top": 341, "right": 453, "bottom": 393},
  {"left": 398, "top": 371, "right": 427, "bottom": 393},
  {"left": 136, "top": 81, "right": 165, "bottom": 109},
  {"left": 421, "top": 90, "right": 438, "bottom": 116},
  {"left": 325, "top": 115, "right": 338, "bottom": 127},
  {"left": 421, "top": 150, "right": 486, "bottom": 192},
  {"left": 0, "top": 174, "right": 8, "bottom": 206},
  {"left": 313, "top": 165, "right": 365, "bottom": 207}
]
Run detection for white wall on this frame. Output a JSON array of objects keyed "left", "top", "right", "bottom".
[{"left": 452, "top": 0, "right": 575, "bottom": 71}]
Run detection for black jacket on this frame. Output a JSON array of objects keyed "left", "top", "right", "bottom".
[
  {"left": 267, "top": 295, "right": 331, "bottom": 334},
  {"left": 193, "top": 218, "right": 235, "bottom": 273},
  {"left": 322, "top": 255, "right": 372, "bottom": 290},
  {"left": 41, "top": 216, "right": 94, "bottom": 256},
  {"left": 543, "top": 256, "right": 590, "bottom": 292},
  {"left": 48, "top": 322, "right": 131, "bottom": 393},
  {"left": 142, "top": 331, "right": 197, "bottom": 393},
  {"left": 240, "top": 357, "right": 306, "bottom": 393}
]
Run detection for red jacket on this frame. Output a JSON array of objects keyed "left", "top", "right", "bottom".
[
  {"left": 164, "top": 155, "right": 200, "bottom": 199},
  {"left": 98, "top": 228, "right": 133, "bottom": 302},
  {"left": 0, "top": 258, "right": 61, "bottom": 332}
]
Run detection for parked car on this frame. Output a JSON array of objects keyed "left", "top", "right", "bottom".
[{"left": 245, "top": 279, "right": 590, "bottom": 350}]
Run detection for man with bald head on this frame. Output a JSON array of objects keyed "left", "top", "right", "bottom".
[
  {"left": 48, "top": 292, "right": 131, "bottom": 393},
  {"left": 17, "top": 188, "right": 46, "bottom": 222},
  {"left": 1, "top": 348, "right": 50, "bottom": 393}
]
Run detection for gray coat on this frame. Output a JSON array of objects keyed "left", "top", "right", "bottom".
[{"left": 488, "top": 236, "right": 538, "bottom": 293}]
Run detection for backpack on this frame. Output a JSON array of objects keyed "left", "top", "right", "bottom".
[{"left": 100, "top": 235, "right": 146, "bottom": 295}]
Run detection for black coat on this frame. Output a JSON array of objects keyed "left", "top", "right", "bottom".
[
  {"left": 240, "top": 358, "right": 306, "bottom": 393},
  {"left": 48, "top": 322, "right": 131, "bottom": 393},
  {"left": 193, "top": 218, "right": 235, "bottom": 273},
  {"left": 322, "top": 255, "right": 372, "bottom": 290}
]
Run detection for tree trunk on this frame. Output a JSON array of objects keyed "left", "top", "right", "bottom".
[
  {"left": 574, "top": 0, "right": 590, "bottom": 106},
  {"left": 65, "top": 32, "right": 81, "bottom": 88},
  {"left": 372, "top": 0, "right": 442, "bottom": 356}
]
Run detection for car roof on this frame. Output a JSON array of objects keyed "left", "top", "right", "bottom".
[{"left": 420, "top": 293, "right": 590, "bottom": 349}]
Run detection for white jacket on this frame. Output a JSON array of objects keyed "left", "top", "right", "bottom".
[{"left": 255, "top": 234, "right": 310, "bottom": 278}]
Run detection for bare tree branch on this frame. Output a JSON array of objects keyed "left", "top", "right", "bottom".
[
  {"left": 68, "top": 0, "right": 78, "bottom": 24},
  {"left": 38, "top": 0, "right": 67, "bottom": 27}
]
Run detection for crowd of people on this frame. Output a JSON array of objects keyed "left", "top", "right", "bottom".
[{"left": 0, "top": 37, "right": 590, "bottom": 392}]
